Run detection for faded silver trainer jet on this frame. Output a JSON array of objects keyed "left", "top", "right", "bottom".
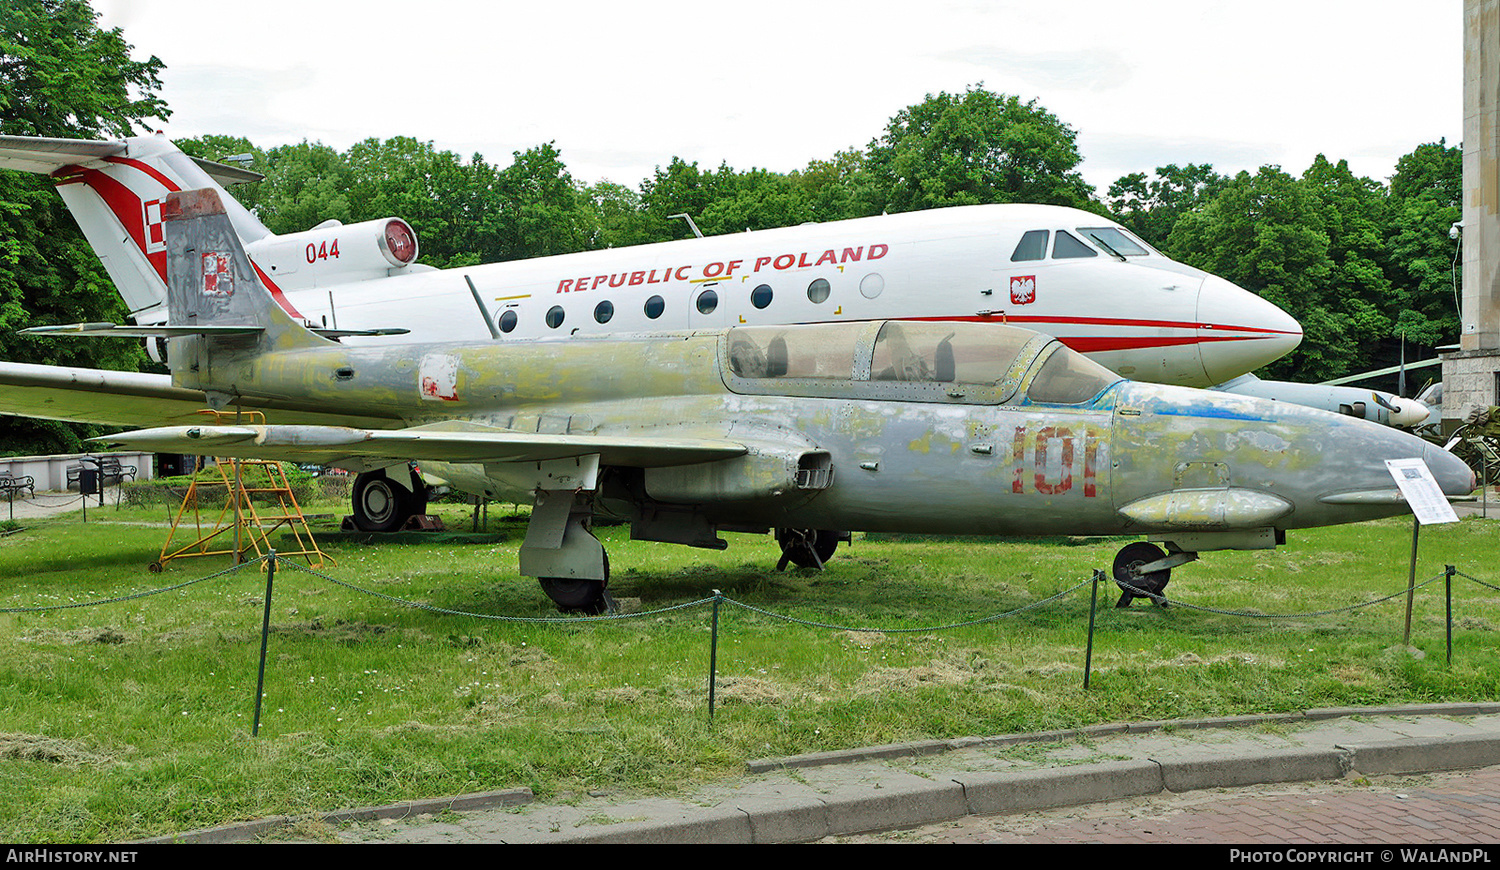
[{"left": 26, "top": 189, "right": 1476, "bottom": 612}]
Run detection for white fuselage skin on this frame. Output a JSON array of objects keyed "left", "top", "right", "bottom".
[
  {"left": 6, "top": 134, "right": 1303, "bottom": 392},
  {"left": 278, "top": 204, "right": 1303, "bottom": 390}
]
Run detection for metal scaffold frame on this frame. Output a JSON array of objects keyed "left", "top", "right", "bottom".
[{"left": 150, "top": 410, "right": 333, "bottom": 572}]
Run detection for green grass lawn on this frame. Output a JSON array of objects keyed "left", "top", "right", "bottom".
[{"left": 2, "top": 496, "right": 1498, "bottom": 842}]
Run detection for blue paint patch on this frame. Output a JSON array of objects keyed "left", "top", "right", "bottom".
[{"left": 1152, "top": 406, "right": 1271, "bottom": 422}]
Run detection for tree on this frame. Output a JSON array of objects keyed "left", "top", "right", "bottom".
[
  {"left": 1106, "top": 163, "right": 1227, "bottom": 251},
  {"left": 0, "top": 0, "right": 168, "bottom": 453},
  {"left": 492, "top": 142, "right": 596, "bottom": 260},
  {"left": 863, "top": 86, "right": 1095, "bottom": 213},
  {"left": 1167, "top": 167, "right": 1354, "bottom": 382},
  {"left": 638, "top": 157, "right": 741, "bottom": 240},
  {"left": 1386, "top": 141, "right": 1463, "bottom": 354}
]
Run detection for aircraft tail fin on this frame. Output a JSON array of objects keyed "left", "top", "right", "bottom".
[
  {"left": 0, "top": 134, "right": 272, "bottom": 327},
  {"left": 163, "top": 187, "right": 327, "bottom": 383}
]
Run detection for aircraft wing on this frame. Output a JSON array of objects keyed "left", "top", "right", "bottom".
[
  {"left": 0, "top": 361, "right": 403, "bottom": 429},
  {"left": 91, "top": 422, "right": 747, "bottom": 469}
]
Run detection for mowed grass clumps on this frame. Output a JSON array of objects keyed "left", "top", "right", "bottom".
[{"left": 1, "top": 496, "right": 1499, "bottom": 841}]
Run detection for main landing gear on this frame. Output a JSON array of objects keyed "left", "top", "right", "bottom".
[
  {"left": 539, "top": 553, "right": 613, "bottom": 616},
  {"left": 775, "top": 528, "right": 846, "bottom": 571},
  {"left": 350, "top": 467, "right": 428, "bottom": 532}
]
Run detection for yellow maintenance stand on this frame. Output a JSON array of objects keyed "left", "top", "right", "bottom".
[{"left": 150, "top": 410, "right": 333, "bottom": 571}]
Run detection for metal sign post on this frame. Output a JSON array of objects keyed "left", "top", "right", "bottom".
[{"left": 1385, "top": 459, "right": 1460, "bottom": 646}]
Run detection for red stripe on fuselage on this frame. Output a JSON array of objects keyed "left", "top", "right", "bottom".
[
  {"left": 911, "top": 313, "right": 1300, "bottom": 337},
  {"left": 251, "top": 261, "right": 305, "bottom": 320}
]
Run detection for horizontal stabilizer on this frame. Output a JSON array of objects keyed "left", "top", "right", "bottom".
[
  {"left": 92, "top": 423, "right": 748, "bottom": 469},
  {"left": 0, "top": 361, "right": 401, "bottom": 429},
  {"left": 21, "top": 322, "right": 262, "bottom": 338},
  {"left": 0, "top": 135, "right": 126, "bottom": 174},
  {"left": 189, "top": 156, "right": 264, "bottom": 186},
  {"left": 308, "top": 327, "right": 412, "bottom": 339}
]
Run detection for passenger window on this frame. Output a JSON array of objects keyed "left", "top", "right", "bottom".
[
  {"left": 807, "top": 278, "right": 830, "bottom": 303},
  {"left": 594, "top": 300, "right": 613, "bottom": 324},
  {"left": 498, "top": 310, "right": 517, "bottom": 333},
  {"left": 1052, "top": 231, "right": 1098, "bottom": 259},
  {"left": 751, "top": 284, "right": 773, "bottom": 309},
  {"left": 1010, "top": 230, "right": 1049, "bottom": 261},
  {"left": 696, "top": 290, "right": 718, "bottom": 315},
  {"left": 645, "top": 295, "right": 665, "bottom": 319},
  {"left": 545, "top": 306, "right": 565, "bottom": 329}
]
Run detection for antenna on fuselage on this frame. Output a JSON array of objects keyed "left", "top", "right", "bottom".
[{"left": 668, "top": 213, "right": 704, "bottom": 239}]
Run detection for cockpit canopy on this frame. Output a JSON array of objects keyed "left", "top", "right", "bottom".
[{"left": 722, "top": 320, "right": 1122, "bottom": 406}]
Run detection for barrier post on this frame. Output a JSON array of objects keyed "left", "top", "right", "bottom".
[
  {"left": 1403, "top": 518, "right": 1420, "bottom": 646},
  {"left": 1446, "top": 564, "right": 1456, "bottom": 665},
  {"left": 708, "top": 590, "right": 722, "bottom": 723},
  {"left": 253, "top": 551, "right": 276, "bottom": 736},
  {"left": 1084, "top": 569, "right": 1102, "bottom": 689}
]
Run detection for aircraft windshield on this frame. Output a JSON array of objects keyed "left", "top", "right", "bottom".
[
  {"left": 1024, "top": 346, "right": 1122, "bottom": 404},
  {"left": 1078, "top": 226, "right": 1151, "bottom": 257}
]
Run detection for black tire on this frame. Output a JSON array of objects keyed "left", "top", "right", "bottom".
[
  {"left": 775, "top": 528, "right": 841, "bottom": 569},
  {"left": 351, "top": 470, "right": 411, "bottom": 533},
  {"left": 539, "top": 554, "right": 612, "bottom": 615},
  {"left": 1112, "top": 541, "right": 1170, "bottom": 601}
]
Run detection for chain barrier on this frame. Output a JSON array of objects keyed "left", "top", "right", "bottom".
[
  {"left": 720, "top": 578, "right": 1094, "bottom": 633},
  {"left": 1111, "top": 572, "right": 1451, "bottom": 619},
  {"left": 1454, "top": 569, "right": 1500, "bottom": 594},
  {"left": 9, "top": 547, "right": 1500, "bottom": 728},
  {"left": 0, "top": 554, "right": 269, "bottom": 613},
  {"left": 275, "top": 558, "right": 717, "bottom": 623}
]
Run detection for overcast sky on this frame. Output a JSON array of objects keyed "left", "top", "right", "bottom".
[{"left": 93, "top": 0, "right": 1464, "bottom": 194}]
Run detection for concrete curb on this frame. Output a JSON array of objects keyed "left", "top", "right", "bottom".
[{"left": 139, "top": 704, "right": 1500, "bottom": 844}]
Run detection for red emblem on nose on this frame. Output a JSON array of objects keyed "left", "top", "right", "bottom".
[{"left": 1010, "top": 275, "right": 1036, "bottom": 305}]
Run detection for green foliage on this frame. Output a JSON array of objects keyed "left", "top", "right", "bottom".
[
  {"left": 1106, "top": 163, "right": 1227, "bottom": 249},
  {"left": 0, "top": 0, "right": 168, "bottom": 139},
  {"left": 0, "top": 0, "right": 164, "bottom": 454},
  {"left": 863, "top": 85, "right": 1095, "bottom": 213},
  {"left": 1159, "top": 146, "right": 1462, "bottom": 385}
]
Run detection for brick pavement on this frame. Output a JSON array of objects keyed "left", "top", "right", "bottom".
[{"left": 832, "top": 766, "right": 1500, "bottom": 843}]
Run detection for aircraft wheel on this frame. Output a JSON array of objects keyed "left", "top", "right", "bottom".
[
  {"left": 775, "top": 528, "right": 840, "bottom": 570},
  {"left": 351, "top": 470, "right": 412, "bottom": 533},
  {"left": 1112, "top": 541, "right": 1170, "bottom": 607},
  {"left": 538, "top": 554, "right": 613, "bottom": 615}
]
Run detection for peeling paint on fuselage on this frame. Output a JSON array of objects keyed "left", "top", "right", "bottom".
[{"left": 180, "top": 326, "right": 1473, "bottom": 544}]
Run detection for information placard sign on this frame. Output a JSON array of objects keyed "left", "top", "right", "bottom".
[{"left": 1385, "top": 458, "right": 1460, "bottom": 525}]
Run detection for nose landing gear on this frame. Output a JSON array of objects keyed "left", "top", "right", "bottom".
[
  {"left": 1112, "top": 542, "right": 1198, "bottom": 608},
  {"left": 775, "top": 528, "right": 845, "bottom": 571}
]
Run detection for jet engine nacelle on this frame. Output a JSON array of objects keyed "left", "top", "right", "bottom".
[{"left": 245, "top": 217, "right": 419, "bottom": 288}]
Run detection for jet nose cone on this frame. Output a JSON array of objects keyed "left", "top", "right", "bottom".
[
  {"left": 1197, "top": 276, "right": 1303, "bottom": 384},
  {"left": 1424, "top": 442, "right": 1478, "bottom": 497}
]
